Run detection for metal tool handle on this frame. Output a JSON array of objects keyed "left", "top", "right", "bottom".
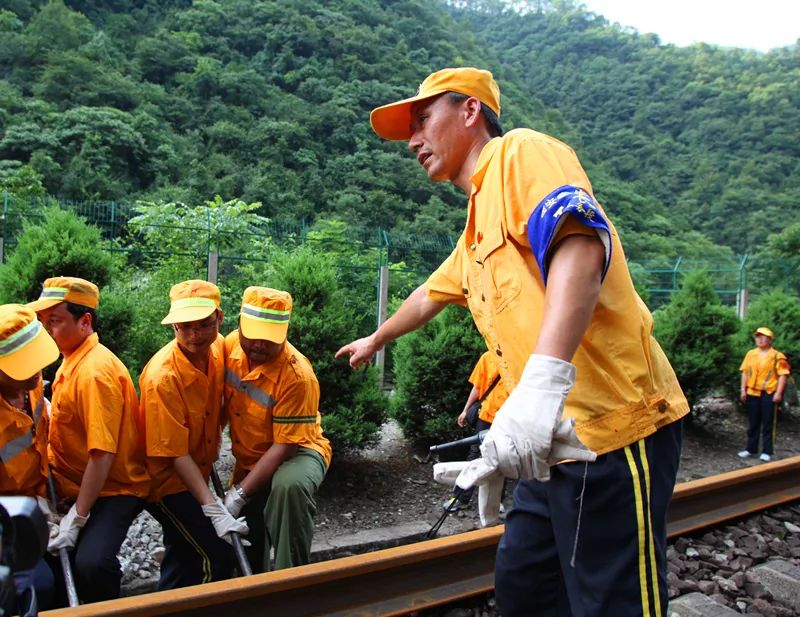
[
  {"left": 210, "top": 466, "right": 253, "bottom": 576},
  {"left": 47, "top": 473, "right": 80, "bottom": 607},
  {"left": 429, "top": 429, "right": 489, "bottom": 453}
]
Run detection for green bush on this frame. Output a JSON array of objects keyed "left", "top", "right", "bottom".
[
  {"left": 0, "top": 206, "right": 122, "bottom": 303},
  {"left": 390, "top": 306, "right": 486, "bottom": 446},
  {"left": 653, "top": 270, "right": 739, "bottom": 409}
]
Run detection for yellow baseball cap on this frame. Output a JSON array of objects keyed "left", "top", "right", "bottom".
[
  {"left": 27, "top": 277, "right": 99, "bottom": 312},
  {"left": 0, "top": 304, "right": 59, "bottom": 380},
  {"left": 161, "top": 280, "right": 221, "bottom": 325},
  {"left": 370, "top": 67, "right": 501, "bottom": 141},
  {"left": 239, "top": 287, "right": 292, "bottom": 344},
  {"left": 754, "top": 326, "right": 774, "bottom": 339}
]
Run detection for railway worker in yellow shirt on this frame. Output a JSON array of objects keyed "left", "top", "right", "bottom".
[
  {"left": 0, "top": 304, "right": 60, "bottom": 610},
  {"left": 738, "top": 326, "right": 790, "bottom": 462},
  {"left": 139, "top": 280, "right": 246, "bottom": 590},
  {"left": 337, "top": 67, "right": 689, "bottom": 616},
  {"left": 28, "top": 277, "right": 149, "bottom": 604},
  {"left": 223, "top": 287, "right": 331, "bottom": 572}
]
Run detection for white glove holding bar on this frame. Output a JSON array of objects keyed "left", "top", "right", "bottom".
[
  {"left": 201, "top": 497, "right": 251, "bottom": 546},
  {"left": 475, "top": 354, "right": 597, "bottom": 482}
]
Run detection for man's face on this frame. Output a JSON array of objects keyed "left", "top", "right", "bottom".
[
  {"left": 0, "top": 368, "right": 40, "bottom": 393},
  {"left": 173, "top": 311, "right": 222, "bottom": 356},
  {"left": 754, "top": 333, "right": 772, "bottom": 349},
  {"left": 407, "top": 95, "right": 469, "bottom": 183},
  {"left": 37, "top": 303, "right": 90, "bottom": 355},
  {"left": 238, "top": 325, "right": 283, "bottom": 367}
]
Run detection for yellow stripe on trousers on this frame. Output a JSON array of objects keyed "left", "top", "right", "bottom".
[
  {"left": 157, "top": 500, "right": 213, "bottom": 584},
  {"left": 624, "top": 440, "right": 662, "bottom": 617}
]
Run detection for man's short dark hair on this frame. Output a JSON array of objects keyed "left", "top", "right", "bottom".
[
  {"left": 65, "top": 302, "right": 97, "bottom": 330},
  {"left": 446, "top": 92, "right": 504, "bottom": 138}
]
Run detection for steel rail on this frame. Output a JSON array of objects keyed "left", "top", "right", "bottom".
[{"left": 42, "top": 456, "right": 800, "bottom": 617}]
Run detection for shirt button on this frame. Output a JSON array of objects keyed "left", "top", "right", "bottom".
[
  {"left": 469, "top": 242, "right": 477, "bottom": 251},
  {"left": 496, "top": 348, "right": 503, "bottom": 357},
  {"left": 658, "top": 403, "right": 667, "bottom": 413}
]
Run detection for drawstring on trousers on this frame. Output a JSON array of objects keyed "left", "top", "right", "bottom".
[{"left": 569, "top": 460, "right": 589, "bottom": 568}]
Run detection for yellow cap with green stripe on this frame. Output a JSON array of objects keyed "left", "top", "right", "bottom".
[
  {"left": 161, "top": 280, "right": 221, "bottom": 325},
  {"left": 239, "top": 287, "right": 292, "bottom": 343},
  {"left": 0, "top": 304, "right": 59, "bottom": 380},
  {"left": 27, "top": 276, "right": 99, "bottom": 312}
]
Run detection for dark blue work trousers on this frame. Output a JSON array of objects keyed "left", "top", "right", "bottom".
[
  {"left": 48, "top": 494, "right": 144, "bottom": 606},
  {"left": 495, "top": 419, "right": 683, "bottom": 617},
  {"left": 146, "top": 491, "right": 236, "bottom": 590},
  {"left": 745, "top": 392, "right": 777, "bottom": 455}
]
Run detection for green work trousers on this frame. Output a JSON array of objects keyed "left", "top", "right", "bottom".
[{"left": 241, "top": 447, "right": 327, "bottom": 572}]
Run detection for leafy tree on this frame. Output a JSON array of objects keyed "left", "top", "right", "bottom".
[
  {"left": 391, "top": 306, "right": 485, "bottom": 445},
  {"left": 653, "top": 270, "right": 739, "bottom": 409}
]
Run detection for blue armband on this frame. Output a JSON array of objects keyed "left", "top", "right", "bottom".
[{"left": 526, "top": 185, "right": 612, "bottom": 285}]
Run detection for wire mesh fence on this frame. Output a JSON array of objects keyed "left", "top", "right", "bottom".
[{"left": 2, "top": 191, "right": 787, "bottom": 321}]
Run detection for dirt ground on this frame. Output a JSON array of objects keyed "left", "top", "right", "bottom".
[{"left": 314, "top": 399, "right": 800, "bottom": 539}]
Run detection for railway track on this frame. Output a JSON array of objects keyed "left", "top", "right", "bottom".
[{"left": 43, "top": 456, "right": 800, "bottom": 617}]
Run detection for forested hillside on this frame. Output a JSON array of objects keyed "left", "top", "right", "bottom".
[{"left": 0, "top": 0, "right": 798, "bottom": 264}]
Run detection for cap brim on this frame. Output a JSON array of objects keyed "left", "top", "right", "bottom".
[
  {"left": 26, "top": 298, "right": 63, "bottom": 312},
  {"left": 0, "top": 325, "right": 60, "bottom": 380},
  {"left": 240, "top": 315, "right": 288, "bottom": 344},
  {"left": 370, "top": 92, "right": 441, "bottom": 141},
  {"left": 161, "top": 305, "right": 216, "bottom": 325}
]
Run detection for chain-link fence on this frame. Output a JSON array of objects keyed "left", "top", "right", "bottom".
[{"left": 0, "top": 192, "right": 780, "bottom": 323}]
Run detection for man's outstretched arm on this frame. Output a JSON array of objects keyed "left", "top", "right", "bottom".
[{"left": 335, "top": 284, "right": 446, "bottom": 369}]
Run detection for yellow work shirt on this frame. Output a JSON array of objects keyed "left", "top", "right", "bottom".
[
  {"left": 139, "top": 336, "right": 225, "bottom": 501},
  {"left": 224, "top": 331, "right": 332, "bottom": 483},
  {"left": 425, "top": 129, "right": 689, "bottom": 456},
  {"left": 48, "top": 333, "right": 149, "bottom": 499},
  {"left": 469, "top": 350, "right": 509, "bottom": 424},
  {"left": 740, "top": 348, "right": 790, "bottom": 396},
  {"left": 0, "top": 380, "right": 47, "bottom": 497}
]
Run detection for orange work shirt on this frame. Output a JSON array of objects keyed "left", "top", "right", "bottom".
[
  {"left": 425, "top": 129, "right": 689, "bottom": 456},
  {"left": 740, "top": 348, "right": 790, "bottom": 396},
  {"left": 469, "top": 351, "right": 509, "bottom": 424},
  {"left": 224, "top": 331, "right": 331, "bottom": 483},
  {"left": 48, "top": 333, "right": 149, "bottom": 499},
  {"left": 0, "top": 379, "right": 47, "bottom": 497},
  {"left": 139, "top": 336, "right": 225, "bottom": 501}
]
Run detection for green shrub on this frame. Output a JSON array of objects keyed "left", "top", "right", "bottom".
[
  {"left": 0, "top": 206, "right": 122, "bottom": 303},
  {"left": 390, "top": 306, "right": 485, "bottom": 446},
  {"left": 653, "top": 270, "right": 739, "bottom": 409}
]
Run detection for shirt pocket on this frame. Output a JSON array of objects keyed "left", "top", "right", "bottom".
[{"left": 477, "top": 226, "right": 521, "bottom": 313}]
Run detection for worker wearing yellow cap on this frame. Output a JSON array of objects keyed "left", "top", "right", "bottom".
[
  {"left": 28, "top": 277, "right": 149, "bottom": 604},
  {"left": 337, "top": 67, "right": 689, "bottom": 616},
  {"left": 139, "top": 279, "right": 246, "bottom": 589},
  {"left": 222, "top": 287, "right": 331, "bottom": 572},
  {"left": 0, "top": 304, "right": 60, "bottom": 609},
  {"left": 738, "top": 327, "right": 790, "bottom": 462}
]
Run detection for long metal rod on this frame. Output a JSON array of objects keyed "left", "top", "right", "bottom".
[
  {"left": 46, "top": 473, "right": 80, "bottom": 608},
  {"left": 210, "top": 465, "right": 253, "bottom": 577},
  {"left": 41, "top": 456, "right": 800, "bottom": 617}
]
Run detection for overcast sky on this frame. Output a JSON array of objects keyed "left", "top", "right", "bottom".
[{"left": 579, "top": 0, "right": 799, "bottom": 52}]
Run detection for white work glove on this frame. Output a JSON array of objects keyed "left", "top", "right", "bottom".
[
  {"left": 223, "top": 485, "right": 248, "bottom": 518},
  {"left": 481, "top": 354, "right": 596, "bottom": 482},
  {"left": 48, "top": 503, "right": 89, "bottom": 553},
  {"left": 201, "top": 498, "right": 251, "bottom": 546},
  {"left": 434, "top": 460, "right": 504, "bottom": 528}
]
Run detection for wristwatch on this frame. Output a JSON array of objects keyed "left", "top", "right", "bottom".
[{"left": 234, "top": 483, "right": 248, "bottom": 502}]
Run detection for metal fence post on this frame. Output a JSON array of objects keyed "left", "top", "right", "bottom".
[{"left": 375, "top": 265, "right": 389, "bottom": 388}]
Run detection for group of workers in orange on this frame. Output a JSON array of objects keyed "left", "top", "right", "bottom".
[{"left": 0, "top": 276, "right": 330, "bottom": 610}]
